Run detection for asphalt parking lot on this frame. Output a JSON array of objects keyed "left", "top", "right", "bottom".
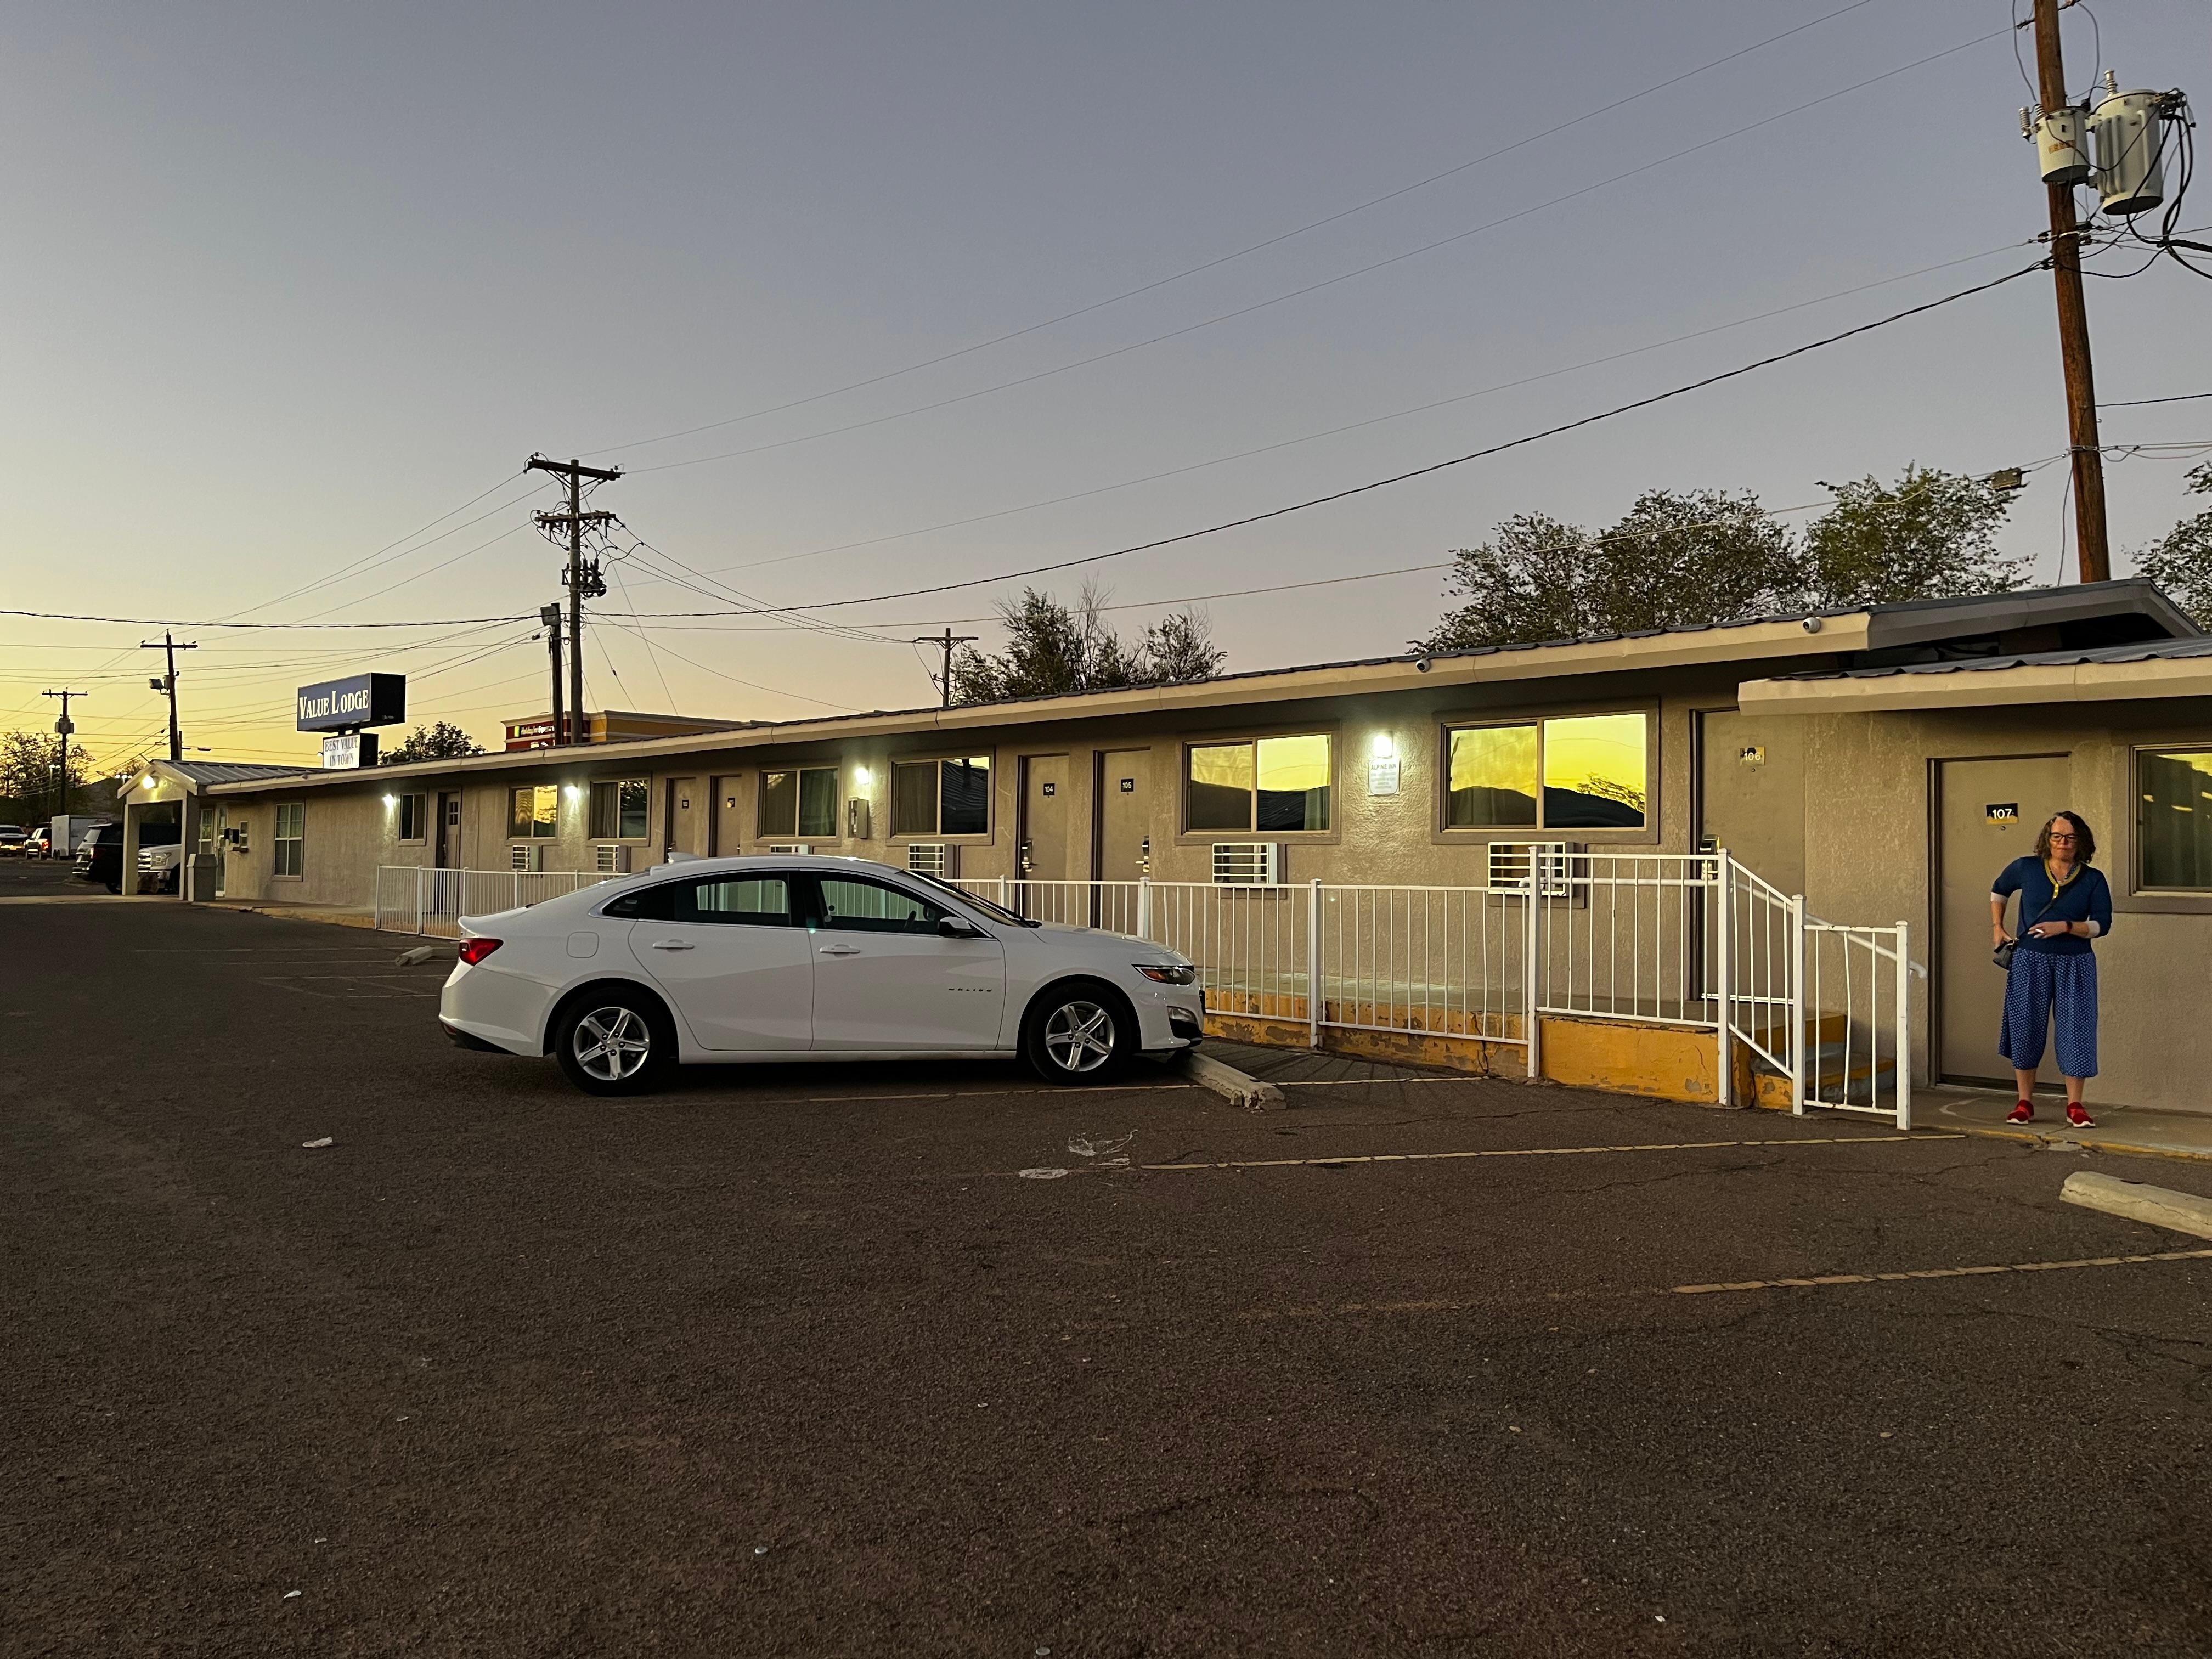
[{"left": 4, "top": 882, "right": 2211, "bottom": 1657}]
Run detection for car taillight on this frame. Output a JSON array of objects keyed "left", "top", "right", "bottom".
[{"left": 458, "top": 938, "right": 503, "bottom": 965}]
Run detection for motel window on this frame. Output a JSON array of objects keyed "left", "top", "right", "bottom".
[
  {"left": 396, "top": 794, "right": 426, "bottom": 842},
  {"left": 758, "top": 768, "right": 840, "bottom": 840},
  {"left": 891, "top": 757, "right": 991, "bottom": 837},
  {"left": 1184, "top": 734, "right": 1333, "bottom": 833},
  {"left": 509, "top": 785, "right": 559, "bottom": 840},
  {"left": 589, "top": 778, "right": 650, "bottom": 841},
  {"left": 2138, "top": 748, "right": 2212, "bottom": 890},
  {"left": 273, "top": 803, "right": 305, "bottom": 877},
  {"left": 1446, "top": 713, "right": 1649, "bottom": 831}
]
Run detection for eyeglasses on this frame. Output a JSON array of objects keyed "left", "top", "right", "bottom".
[{"left": 2047, "top": 832, "right": 2078, "bottom": 843}]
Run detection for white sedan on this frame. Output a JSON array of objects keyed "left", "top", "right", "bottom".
[{"left": 438, "top": 855, "right": 1207, "bottom": 1095}]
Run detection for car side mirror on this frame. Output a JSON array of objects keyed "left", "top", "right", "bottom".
[{"left": 938, "top": 916, "right": 985, "bottom": 940}]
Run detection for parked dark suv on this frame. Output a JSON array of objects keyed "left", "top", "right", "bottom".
[{"left": 75, "top": 822, "right": 179, "bottom": 894}]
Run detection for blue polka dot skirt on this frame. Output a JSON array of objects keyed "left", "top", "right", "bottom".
[{"left": 1999, "top": 948, "right": 2099, "bottom": 1079}]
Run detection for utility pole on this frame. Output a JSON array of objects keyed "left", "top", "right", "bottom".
[
  {"left": 140, "top": 631, "right": 198, "bottom": 761},
  {"left": 914, "top": 629, "right": 979, "bottom": 709},
  {"left": 42, "top": 689, "right": 85, "bottom": 820},
  {"left": 526, "top": 455, "right": 621, "bottom": 746},
  {"left": 2031, "top": 0, "right": 2110, "bottom": 583},
  {"left": 540, "top": 603, "right": 566, "bottom": 750}
]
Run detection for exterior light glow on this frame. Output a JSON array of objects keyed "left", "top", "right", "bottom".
[
  {"left": 853, "top": 766, "right": 872, "bottom": 789},
  {"left": 564, "top": 785, "right": 582, "bottom": 800},
  {"left": 1370, "top": 733, "right": 1396, "bottom": 757},
  {"left": 143, "top": 775, "right": 156, "bottom": 789},
  {"left": 383, "top": 794, "right": 399, "bottom": 808}
]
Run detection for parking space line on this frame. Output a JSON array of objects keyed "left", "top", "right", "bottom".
[
  {"left": 1138, "top": 1132, "right": 1961, "bottom": 1172},
  {"left": 1673, "top": 1246, "right": 2212, "bottom": 1295}
]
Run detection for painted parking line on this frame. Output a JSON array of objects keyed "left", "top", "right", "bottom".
[
  {"left": 1673, "top": 1247, "right": 2212, "bottom": 1295},
  {"left": 1138, "top": 1132, "right": 1962, "bottom": 1172}
]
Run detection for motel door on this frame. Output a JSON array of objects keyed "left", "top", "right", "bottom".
[
  {"left": 1019, "top": 755, "right": 1070, "bottom": 896},
  {"left": 1936, "top": 755, "right": 2070, "bottom": 1086},
  {"left": 1695, "top": 710, "right": 1805, "bottom": 893},
  {"left": 668, "top": 777, "right": 702, "bottom": 856},
  {"left": 1096, "top": 751, "right": 1151, "bottom": 882},
  {"left": 712, "top": 776, "right": 744, "bottom": 856},
  {"left": 435, "top": 793, "right": 461, "bottom": 868}
]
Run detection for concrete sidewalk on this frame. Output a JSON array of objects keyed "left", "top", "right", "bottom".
[
  {"left": 1921, "top": 1086, "right": 2212, "bottom": 1164},
  {"left": 206, "top": 898, "right": 377, "bottom": 929}
]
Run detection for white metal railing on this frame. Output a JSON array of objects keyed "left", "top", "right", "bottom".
[
  {"left": 375, "top": 866, "right": 620, "bottom": 938},
  {"left": 1799, "top": 919, "right": 1914, "bottom": 1129},
  {"left": 375, "top": 851, "right": 1914, "bottom": 1127}
]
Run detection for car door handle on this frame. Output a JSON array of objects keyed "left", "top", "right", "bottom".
[
  {"left": 817, "top": 943, "right": 862, "bottom": 956},
  {"left": 648, "top": 940, "right": 696, "bottom": 951}
]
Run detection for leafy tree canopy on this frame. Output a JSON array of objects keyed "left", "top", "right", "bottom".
[
  {"left": 0, "top": 731, "right": 99, "bottom": 823},
  {"left": 379, "top": 721, "right": 486, "bottom": 765},
  {"left": 2137, "top": 461, "right": 2212, "bottom": 627},
  {"left": 1421, "top": 467, "right": 2023, "bottom": 652},
  {"left": 949, "top": 585, "right": 1226, "bottom": 706}
]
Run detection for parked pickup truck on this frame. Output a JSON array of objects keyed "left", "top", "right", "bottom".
[{"left": 75, "top": 822, "right": 180, "bottom": 894}]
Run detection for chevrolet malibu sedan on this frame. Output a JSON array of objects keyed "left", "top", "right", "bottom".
[{"left": 439, "top": 856, "right": 1206, "bottom": 1095}]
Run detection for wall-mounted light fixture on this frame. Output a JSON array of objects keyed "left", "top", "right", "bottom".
[
  {"left": 1370, "top": 732, "right": 1396, "bottom": 758},
  {"left": 382, "top": 794, "right": 399, "bottom": 808}
]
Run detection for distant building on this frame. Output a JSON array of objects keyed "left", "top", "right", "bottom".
[{"left": 501, "top": 710, "right": 746, "bottom": 751}]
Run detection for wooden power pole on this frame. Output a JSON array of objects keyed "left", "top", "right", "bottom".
[
  {"left": 526, "top": 455, "right": 621, "bottom": 746},
  {"left": 141, "top": 631, "right": 198, "bottom": 761},
  {"left": 914, "top": 629, "right": 979, "bottom": 709},
  {"left": 2032, "top": 0, "right": 2111, "bottom": 583}
]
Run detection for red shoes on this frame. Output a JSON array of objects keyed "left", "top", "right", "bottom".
[{"left": 2008, "top": 1101, "right": 2096, "bottom": 1127}]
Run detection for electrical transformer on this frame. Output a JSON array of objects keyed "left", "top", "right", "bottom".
[
  {"left": 2090, "top": 88, "right": 2167, "bottom": 215},
  {"left": 2028, "top": 105, "right": 2092, "bottom": 186}
]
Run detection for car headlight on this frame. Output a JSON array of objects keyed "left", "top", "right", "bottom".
[{"left": 1135, "top": 962, "right": 1196, "bottom": 985}]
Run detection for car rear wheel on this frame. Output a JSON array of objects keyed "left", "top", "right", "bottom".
[
  {"left": 554, "top": 988, "right": 672, "bottom": 1097},
  {"left": 1023, "top": 981, "right": 1134, "bottom": 1085}
]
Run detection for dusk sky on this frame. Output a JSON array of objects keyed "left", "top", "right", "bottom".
[{"left": 5, "top": 0, "right": 2209, "bottom": 765}]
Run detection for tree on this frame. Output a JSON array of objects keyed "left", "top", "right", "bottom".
[
  {"left": 0, "top": 731, "right": 98, "bottom": 824},
  {"left": 1801, "top": 463, "right": 2022, "bottom": 610},
  {"left": 379, "top": 721, "right": 486, "bottom": 765},
  {"left": 949, "top": 584, "right": 1225, "bottom": 705},
  {"left": 2137, "top": 462, "right": 2212, "bottom": 626},
  {"left": 1422, "top": 489, "right": 1798, "bottom": 652},
  {"left": 1421, "top": 468, "right": 2025, "bottom": 653}
]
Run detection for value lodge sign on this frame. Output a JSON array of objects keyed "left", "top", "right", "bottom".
[{"left": 296, "top": 673, "right": 406, "bottom": 769}]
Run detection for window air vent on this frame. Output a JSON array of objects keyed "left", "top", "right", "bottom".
[
  {"left": 1211, "top": 842, "right": 1284, "bottom": 886},
  {"left": 906, "top": 842, "right": 957, "bottom": 878},
  {"left": 766, "top": 842, "right": 814, "bottom": 856},
  {"left": 594, "top": 844, "right": 633, "bottom": 873},
  {"left": 1485, "top": 840, "right": 1571, "bottom": 897},
  {"left": 511, "top": 843, "right": 548, "bottom": 873}
]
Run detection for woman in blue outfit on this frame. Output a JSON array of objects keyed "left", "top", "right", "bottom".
[{"left": 1990, "top": 810, "right": 2112, "bottom": 1127}]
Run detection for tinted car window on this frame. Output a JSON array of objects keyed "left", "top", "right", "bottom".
[
  {"left": 815, "top": 877, "right": 948, "bottom": 935},
  {"left": 601, "top": 883, "right": 675, "bottom": 921}
]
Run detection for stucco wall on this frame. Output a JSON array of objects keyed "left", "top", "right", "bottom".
[{"left": 1795, "top": 697, "right": 2212, "bottom": 1115}]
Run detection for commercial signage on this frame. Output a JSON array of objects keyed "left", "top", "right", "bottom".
[
  {"left": 296, "top": 673, "right": 406, "bottom": 733},
  {"left": 321, "top": 733, "right": 380, "bottom": 770}
]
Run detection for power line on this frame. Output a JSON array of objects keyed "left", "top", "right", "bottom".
[
  {"left": 680, "top": 238, "right": 2038, "bottom": 583},
  {"left": 579, "top": 0, "right": 1882, "bottom": 460},
  {"left": 622, "top": 24, "right": 2011, "bottom": 478},
  {"left": 0, "top": 608, "right": 533, "bottom": 629},
  {"left": 2101, "top": 390, "right": 2212, "bottom": 407},
  {"left": 622, "top": 261, "right": 2049, "bottom": 620}
]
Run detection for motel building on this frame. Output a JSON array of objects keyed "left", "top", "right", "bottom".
[{"left": 113, "top": 581, "right": 2212, "bottom": 1120}]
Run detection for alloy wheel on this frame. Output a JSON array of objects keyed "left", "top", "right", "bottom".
[
  {"left": 1043, "top": 1000, "right": 1116, "bottom": 1074},
  {"left": 573, "top": 1007, "right": 652, "bottom": 1082}
]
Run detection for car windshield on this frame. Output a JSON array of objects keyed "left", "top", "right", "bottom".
[{"left": 909, "top": 871, "right": 1038, "bottom": 928}]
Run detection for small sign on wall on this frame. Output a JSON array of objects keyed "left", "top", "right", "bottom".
[
  {"left": 1041, "top": 782, "right": 1056, "bottom": 796},
  {"left": 1737, "top": 744, "right": 1765, "bottom": 768},
  {"left": 1368, "top": 754, "right": 1401, "bottom": 796},
  {"left": 1987, "top": 803, "right": 2021, "bottom": 825},
  {"left": 1119, "top": 777, "right": 1135, "bottom": 793}
]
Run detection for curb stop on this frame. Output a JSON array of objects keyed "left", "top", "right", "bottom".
[{"left": 1181, "top": 1052, "right": 1285, "bottom": 1112}]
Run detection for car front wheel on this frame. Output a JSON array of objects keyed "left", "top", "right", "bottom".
[
  {"left": 1023, "top": 981, "right": 1133, "bottom": 1085},
  {"left": 554, "top": 989, "right": 672, "bottom": 1097}
]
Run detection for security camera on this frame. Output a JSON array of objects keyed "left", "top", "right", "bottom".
[
  {"left": 1802, "top": 616, "right": 1824, "bottom": 634},
  {"left": 1415, "top": 656, "right": 1434, "bottom": 673}
]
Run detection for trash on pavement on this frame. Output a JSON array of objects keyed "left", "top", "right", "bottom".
[{"left": 301, "top": 1138, "right": 334, "bottom": 1149}]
